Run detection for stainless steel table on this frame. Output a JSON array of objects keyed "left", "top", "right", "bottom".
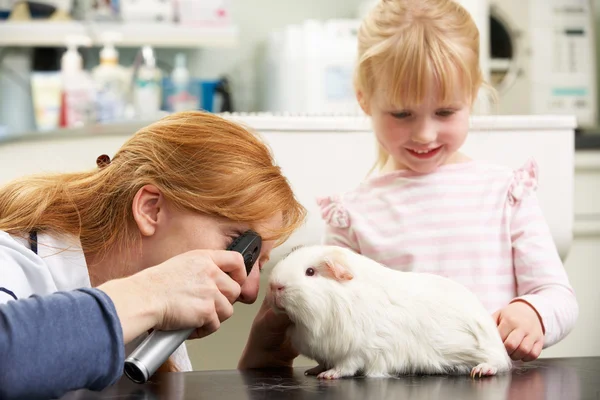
[{"left": 60, "top": 357, "right": 600, "bottom": 399}]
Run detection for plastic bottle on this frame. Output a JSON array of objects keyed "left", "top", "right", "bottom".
[
  {"left": 168, "top": 53, "right": 198, "bottom": 112},
  {"left": 60, "top": 35, "right": 95, "bottom": 128},
  {"left": 133, "top": 45, "right": 162, "bottom": 119},
  {"left": 92, "top": 32, "right": 130, "bottom": 123}
]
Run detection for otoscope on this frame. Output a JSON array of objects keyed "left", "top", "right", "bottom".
[{"left": 123, "top": 230, "right": 262, "bottom": 384}]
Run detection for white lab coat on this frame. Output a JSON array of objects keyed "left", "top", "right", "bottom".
[{"left": 0, "top": 230, "right": 193, "bottom": 372}]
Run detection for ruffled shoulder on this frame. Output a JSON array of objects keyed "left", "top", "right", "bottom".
[
  {"left": 316, "top": 194, "right": 350, "bottom": 229},
  {"left": 508, "top": 158, "right": 539, "bottom": 206}
]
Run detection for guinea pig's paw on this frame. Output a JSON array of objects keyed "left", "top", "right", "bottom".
[
  {"left": 305, "top": 364, "right": 327, "bottom": 376},
  {"left": 316, "top": 367, "right": 355, "bottom": 380},
  {"left": 470, "top": 363, "right": 498, "bottom": 379}
]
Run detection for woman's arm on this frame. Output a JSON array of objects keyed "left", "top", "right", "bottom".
[
  {"left": 0, "top": 249, "right": 247, "bottom": 399},
  {"left": 0, "top": 288, "right": 124, "bottom": 400}
]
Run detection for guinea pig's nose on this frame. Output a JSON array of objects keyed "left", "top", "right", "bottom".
[{"left": 269, "top": 282, "right": 285, "bottom": 293}]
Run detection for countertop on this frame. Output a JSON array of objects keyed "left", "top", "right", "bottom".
[{"left": 60, "top": 357, "right": 600, "bottom": 400}]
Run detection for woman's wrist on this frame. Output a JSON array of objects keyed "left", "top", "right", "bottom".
[
  {"left": 238, "top": 328, "right": 297, "bottom": 369},
  {"left": 98, "top": 276, "right": 160, "bottom": 344},
  {"left": 238, "top": 345, "right": 294, "bottom": 369}
]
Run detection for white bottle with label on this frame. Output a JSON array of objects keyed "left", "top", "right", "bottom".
[
  {"left": 60, "top": 36, "right": 95, "bottom": 128},
  {"left": 92, "top": 33, "right": 130, "bottom": 123},
  {"left": 169, "top": 53, "right": 198, "bottom": 112}
]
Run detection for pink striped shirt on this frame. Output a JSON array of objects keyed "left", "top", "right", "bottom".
[{"left": 317, "top": 158, "right": 578, "bottom": 348}]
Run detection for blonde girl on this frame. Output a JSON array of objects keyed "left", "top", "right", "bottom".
[{"left": 316, "top": 0, "right": 578, "bottom": 365}]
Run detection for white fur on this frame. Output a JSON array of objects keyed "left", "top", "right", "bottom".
[{"left": 268, "top": 245, "right": 513, "bottom": 379}]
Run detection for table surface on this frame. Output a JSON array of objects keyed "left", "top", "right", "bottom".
[{"left": 61, "top": 357, "right": 600, "bottom": 400}]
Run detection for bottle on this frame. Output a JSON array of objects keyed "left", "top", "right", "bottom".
[
  {"left": 133, "top": 45, "right": 162, "bottom": 119},
  {"left": 60, "top": 35, "right": 95, "bottom": 128},
  {"left": 168, "top": 53, "right": 198, "bottom": 112},
  {"left": 92, "top": 32, "right": 130, "bottom": 123}
]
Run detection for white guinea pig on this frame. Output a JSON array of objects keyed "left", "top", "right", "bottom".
[{"left": 267, "top": 245, "right": 513, "bottom": 380}]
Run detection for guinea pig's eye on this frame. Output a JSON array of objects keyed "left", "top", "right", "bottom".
[{"left": 305, "top": 267, "right": 315, "bottom": 277}]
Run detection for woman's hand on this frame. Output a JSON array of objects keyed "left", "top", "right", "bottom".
[
  {"left": 99, "top": 249, "right": 247, "bottom": 344},
  {"left": 237, "top": 295, "right": 299, "bottom": 369},
  {"left": 492, "top": 300, "right": 545, "bottom": 362}
]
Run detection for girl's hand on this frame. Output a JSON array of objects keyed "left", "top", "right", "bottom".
[
  {"left": 492, "top": 300, "right": 545, "bottom": 362},
  {"left": 237, "top": 295, "right": 299, "bottom": 369}
]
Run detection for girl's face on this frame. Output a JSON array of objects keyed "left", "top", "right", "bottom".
[
  {"left": 140, "top": 202, "right": 282, "bottom": 305},
  {"left": 363, "top": 87, "right": 472, "bottom": 174}
]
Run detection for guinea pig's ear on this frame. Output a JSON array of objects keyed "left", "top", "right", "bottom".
[{"left": 321, "top": 252, "right": 353, "bottom": 282}]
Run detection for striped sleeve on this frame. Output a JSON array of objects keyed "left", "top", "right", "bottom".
[{"left": 508, "top": 160, "right": 579, "bottom": 347}]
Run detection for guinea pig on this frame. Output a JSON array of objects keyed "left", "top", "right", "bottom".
[{"left": 267, "top": 245, "right": 513, "bottom": 380}]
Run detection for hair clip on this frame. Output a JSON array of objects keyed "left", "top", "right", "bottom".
[{"left": 96, "top": 154, "right": 111, "bottom": 168}]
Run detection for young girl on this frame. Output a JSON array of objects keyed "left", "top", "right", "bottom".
[
  {"left": 0, "top": 111, "right": 306, "bottom": 396},
  {"left": 317, "top": 0, "right": 578, "bottom": 363}
]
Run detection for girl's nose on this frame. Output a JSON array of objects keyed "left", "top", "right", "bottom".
[{"left": 412, "top": 121, "right": 437, "bottom": 144}]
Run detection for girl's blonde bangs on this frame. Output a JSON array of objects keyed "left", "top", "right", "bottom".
[{"left": 365, "top": 27, "right": 476, "bottom": 108}]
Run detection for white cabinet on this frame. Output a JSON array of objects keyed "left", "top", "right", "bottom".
[{"left": 541, "top": 150, "right": 600, "bottom": 358}]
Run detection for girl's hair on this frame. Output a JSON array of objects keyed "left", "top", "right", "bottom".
[
  {"left": 0, "top": 110, "right": 306, "bottom": 258},
  {"left": 355, "top": 0, "right": 494, "bottom": 171}
]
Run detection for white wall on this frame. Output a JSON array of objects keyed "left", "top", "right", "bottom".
[
  {"left": 187, "top": 0, "right": 365, "bottom": 112},
  {"left": 596, "top": 0, "right": 600, "bottom": 118}
]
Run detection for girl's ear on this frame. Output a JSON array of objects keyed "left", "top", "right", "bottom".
[
  {"left": 356, "top": 90, "right": 371, "bottom": 115},
  {"left": 132, "top": 185, "right": 164, "bottom": 237}
]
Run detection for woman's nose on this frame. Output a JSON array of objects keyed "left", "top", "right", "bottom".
[{"left": 237, "top": 264, "right": 260, "bottom": 304}]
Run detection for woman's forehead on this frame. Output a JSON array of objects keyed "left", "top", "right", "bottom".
[{"left": 223, "top": 212, "right": 283, "bottom": 238}]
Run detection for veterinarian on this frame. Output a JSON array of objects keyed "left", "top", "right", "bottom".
[{"left": 0, "top": 111, "right": 306, "bottom": 400}]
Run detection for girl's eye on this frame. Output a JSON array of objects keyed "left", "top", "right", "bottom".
[
  {"left": 391, "top": 111, "right": 411, "bottom": 119},
  {"left": 305, "top": 267, "right": 315, "bottom": 276},
  {"left": 436, "top": 110, "right": 455, "bottom": 117}
]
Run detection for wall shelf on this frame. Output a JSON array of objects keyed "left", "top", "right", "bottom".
[{"left": 0, "top": 21, "right": 238, "bottom": 48}]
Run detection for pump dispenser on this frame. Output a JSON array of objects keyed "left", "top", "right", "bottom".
[
  {"left": 93, "top": 32, "right": 130, "bottom": 122},
  {"left": 60, "top": 35, "right": 94, "bottom": 128}
]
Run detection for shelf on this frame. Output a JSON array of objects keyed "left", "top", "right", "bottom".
[{"left": 0, "top": 21, "right": 238, "bottom": 48}]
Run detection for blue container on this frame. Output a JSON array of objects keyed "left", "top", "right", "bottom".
[{"left": 162, "top": 77, "right": 221, "bottom": 113}]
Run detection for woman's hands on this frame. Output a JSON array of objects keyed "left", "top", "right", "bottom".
[
  {"left": 237, "top": 295, "right": 299, "bottom": 369},
  {"left": 493, "top": 300, "right": 545, "bottom": 362},
  {"left": 99, "top": 249, "right": 247, "bottom": 344}
]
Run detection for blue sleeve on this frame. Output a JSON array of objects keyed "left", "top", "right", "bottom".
[{"left": 0, "top": 287, "right": 125, "bottom": 400}]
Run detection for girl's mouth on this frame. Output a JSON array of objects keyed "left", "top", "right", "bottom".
[{"left": 406, "top": 146, "right": 442, "bottom": 159}]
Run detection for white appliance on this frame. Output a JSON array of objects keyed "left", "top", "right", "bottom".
[
  {"left": 487, "top": 0, "right": 597, "bottom": 128},
  {"left": 261, "top": 19, "right": 362, "bottom": 115},
  {"left": 0, "top": 113, "right": 575, "bottom": 262}
]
